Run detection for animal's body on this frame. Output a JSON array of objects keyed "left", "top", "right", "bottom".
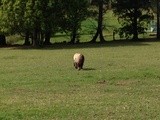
[{"left": 73, "top": 53, "right": 84, "bottom": 70}]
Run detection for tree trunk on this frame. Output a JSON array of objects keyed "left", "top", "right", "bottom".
[
  {"left": 132, "top": 1, "right": 138, "bottom": 40},
  {"left": 90, "top": 0, "right": 105, "bottom": 43},
  {"left": 70, "top": 25, "right": 77, "bottom": 44},
  {"left": 32, "top": 28, "right": 39, "bottom": 47},
  {"left": 24, "top": 31, "right": 30, "bottom": 45},
  {"left": 0, "top": 34, "right": 7, "bottom": 45},
  {"left": 157, "top": 0, "right": 160, "bottom": 39},
  {"left": 108, "top": 0, "right": 112, "bottom": 10},
  {"left": 44, "top": 31, "right": 52, "bottom": 45}
]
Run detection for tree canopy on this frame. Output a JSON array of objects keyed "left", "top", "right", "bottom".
[
  {"left": 112, "top": 0, "right": 153, "bottom": 40},
  {"left": 0, "top": 0, "right": 156, "bottom": 46}
]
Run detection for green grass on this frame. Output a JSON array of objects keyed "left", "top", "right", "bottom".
[{"left": 0, "top": 41, "right": 160, "bottom": 120}]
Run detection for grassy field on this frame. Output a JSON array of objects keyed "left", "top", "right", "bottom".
[{"left": 0, "top": 41, "right": 160, "bottom": 120}]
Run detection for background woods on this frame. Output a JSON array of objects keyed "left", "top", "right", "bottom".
[{"left": 0, "top": 0, "right": 158, "bottom": 46}]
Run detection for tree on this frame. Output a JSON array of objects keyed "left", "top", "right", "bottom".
[
  {"left": 89, "top": 0, "right": 109, "bottom": 43},
  {"left": 1, "top": 0, "right": 62, "bottom": 46},
  {"left": 0, "top": 0, "right": 15, "bottom": 34},
  {"left": 112, "top": 0, "right": 153, "bottom": 40},
  {"left": 35, "top": 0, "right": 63, "bottom": 45},
  {"left": 156, "top": 0, "right": 160, "bottom": 39},
  {"left": 42, "top": 0, "right": 61, "bottom": 45},
  {"left": 1, "top": 0, "right": 34, "bottom": 45},
  {"left": 61, "top": 0, "right": 90, "bottom": 44}
]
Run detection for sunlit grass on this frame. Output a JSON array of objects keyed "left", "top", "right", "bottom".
[{"left": 0, "top": 41, "right": 160, "bottom": 119}]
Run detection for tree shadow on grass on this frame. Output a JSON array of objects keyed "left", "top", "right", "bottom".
[
  {"left": 4, "top": 38, "right": 159, "bottom": 50},
  {"left": 83, "top": 68, "right": 96, "bottom": 71}
]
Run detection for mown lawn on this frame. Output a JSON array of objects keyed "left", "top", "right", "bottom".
[{"left": 0, "top": 41, "right": 160, "bottom": 120}]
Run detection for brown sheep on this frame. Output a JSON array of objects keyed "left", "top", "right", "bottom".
[{"left": 73, "top": 53, "right": 84, "bottom": 70}]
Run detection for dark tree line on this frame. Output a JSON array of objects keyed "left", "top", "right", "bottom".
[
  {"left": 112, "top": 0, "right": 153, "bottom": 40},
  {"left": 0, "top": 0, "right": 156, "bottom": 46}
]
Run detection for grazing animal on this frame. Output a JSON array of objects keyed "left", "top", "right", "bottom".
[{"left": 73, "top": 53, "right": 84, "bottom": 70}]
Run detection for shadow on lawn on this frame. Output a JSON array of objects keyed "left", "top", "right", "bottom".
[
  {"left": 83, "top": 68, "right": 96, "bottom": 71},
  {"left": 2, "top": 38, "right": 159, "bottom": 50}
]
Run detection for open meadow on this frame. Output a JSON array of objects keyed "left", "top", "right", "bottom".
[{"left": 0, "top": 41, "right": 160, "bottom": 120}]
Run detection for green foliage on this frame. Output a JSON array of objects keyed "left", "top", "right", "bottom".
[
  {"left": 0, "top": 0, "right": 156, "bottom": 44},
  {"left": 150, "top": 0, "right": 157, "bottom": 13},
  {"left": 0, "top": 0, "right": 92, "bottom": 45},
  {"left": 112, "top": 0, "right": 154, "bottom": 39},
  {"left": 61, "top": 0, "right": 90, "bottom": 43},
  {"left": 0, "top": 0, "right": 64, "bottom": 45}
]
